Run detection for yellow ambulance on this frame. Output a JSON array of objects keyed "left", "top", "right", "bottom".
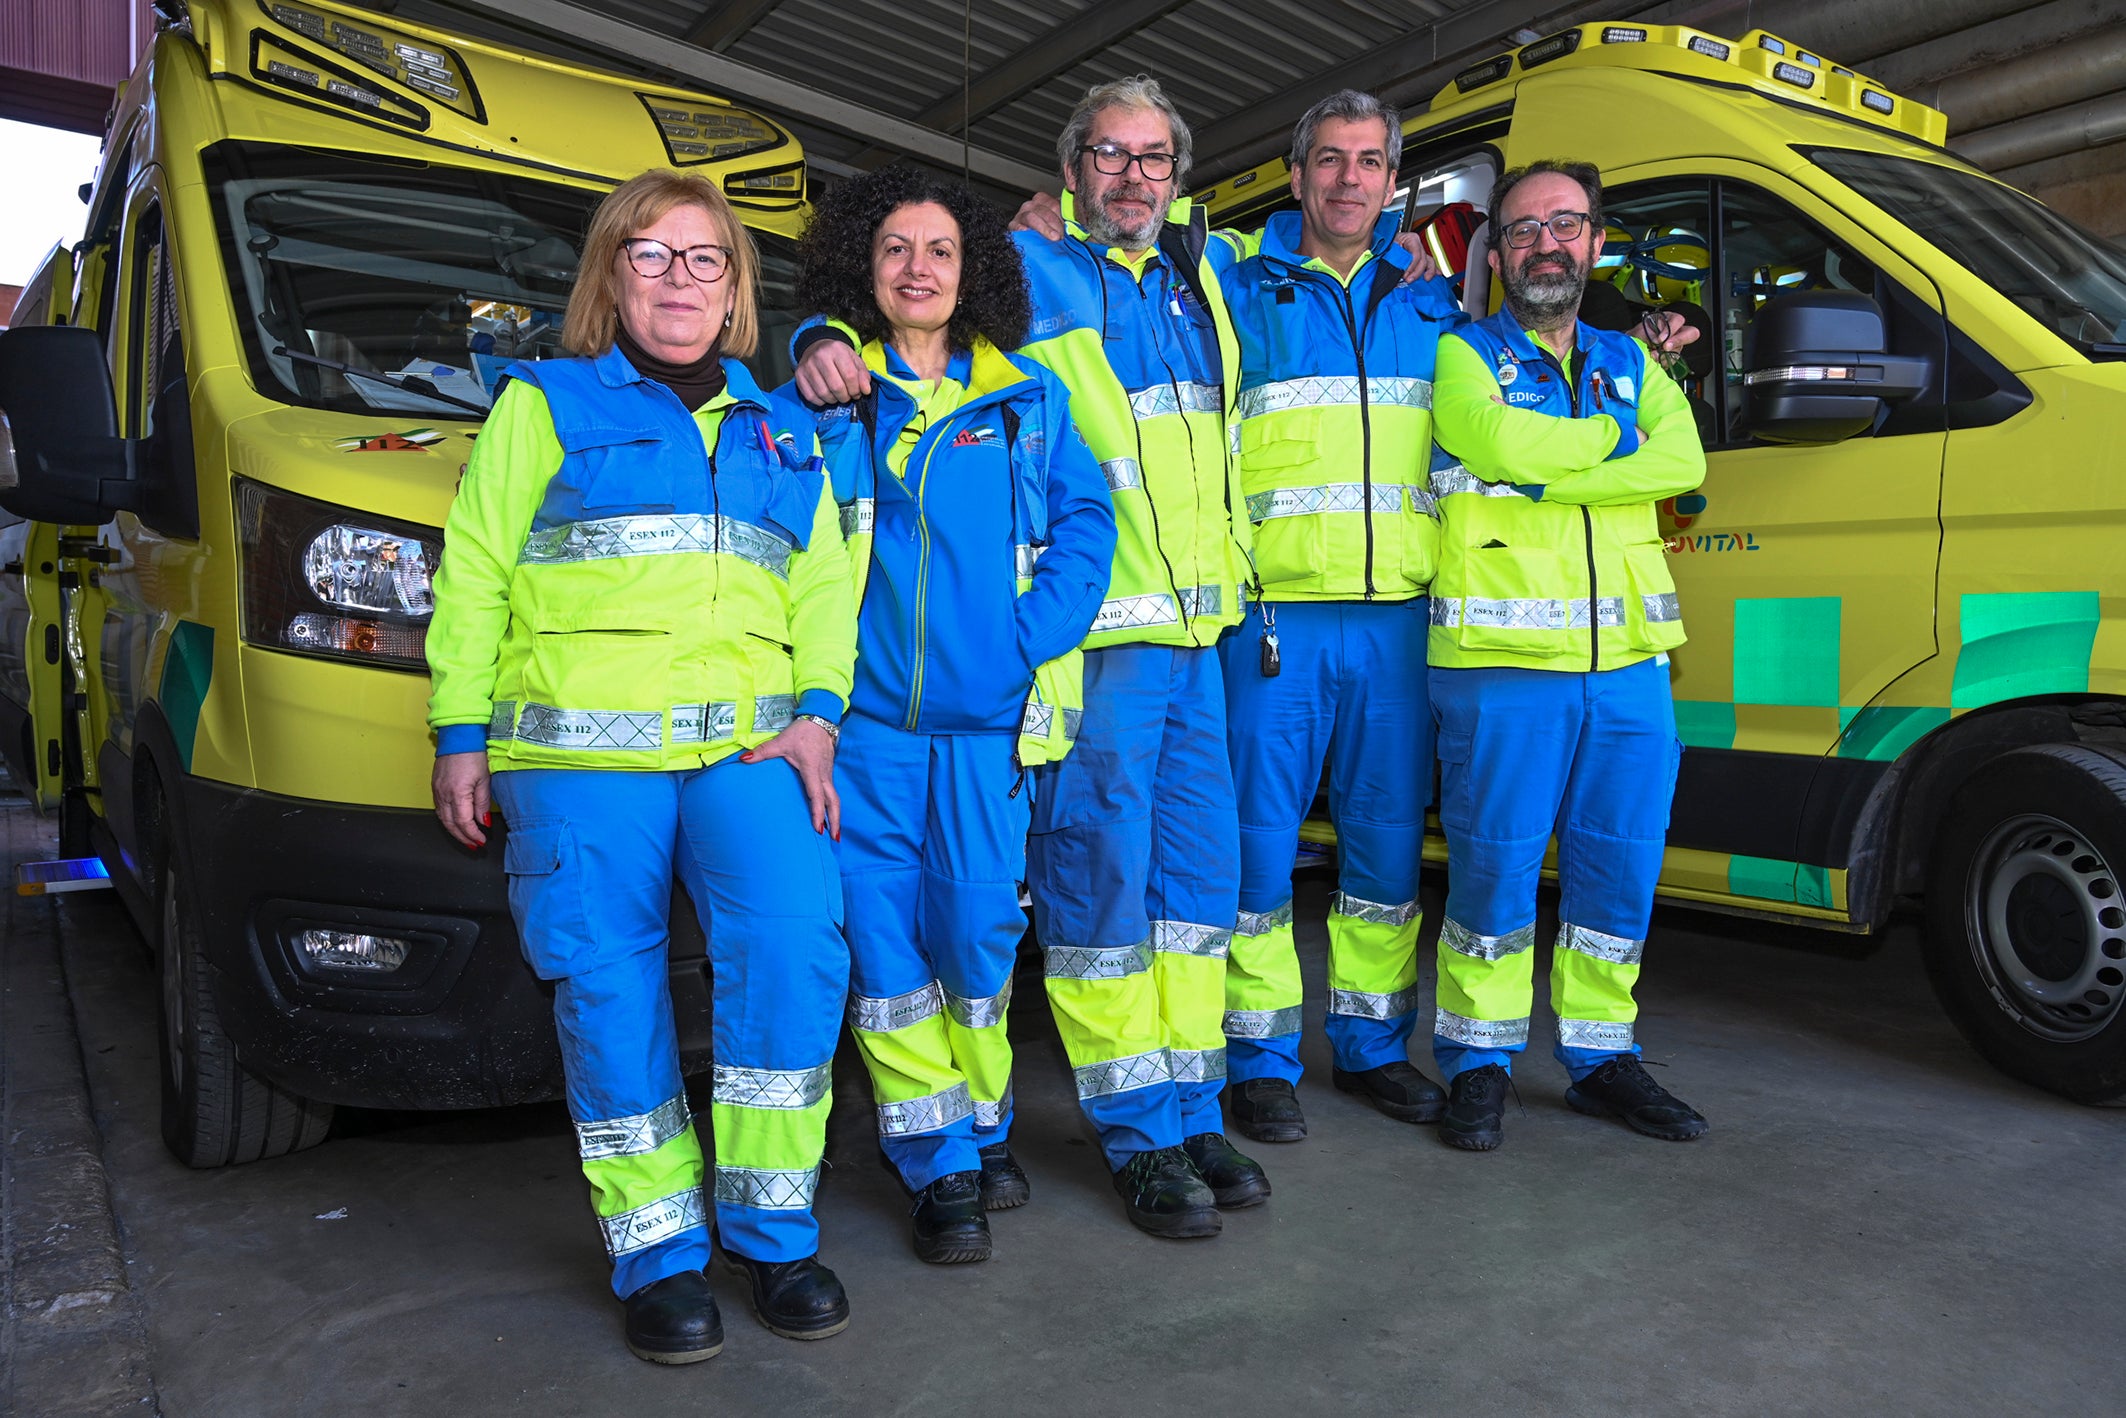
[
  {"left": 0, "top": 0, "right": 809, "bottom": 1164},
  {"left": 1201, "top": 22, "right": 2126, "bottom": 1104}
]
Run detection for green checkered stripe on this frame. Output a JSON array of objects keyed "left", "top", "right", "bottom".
[{"left": 1675, "top": 591, "right": 2101, "bottom": 902}]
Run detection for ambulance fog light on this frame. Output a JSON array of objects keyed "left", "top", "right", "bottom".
[{"left": 295, "top": 929, "right": 412, "bottom": 973}]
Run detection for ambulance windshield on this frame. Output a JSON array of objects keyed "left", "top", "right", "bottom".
[{"left": 1811, "top": 148, "right": 2126, "bottom": 360}]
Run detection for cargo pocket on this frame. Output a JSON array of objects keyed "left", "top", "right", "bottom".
[
  {"left": 1239, "top": 411, "right": 1323, "bottom": 589},
  {"left": 1452, "top": 544, "right": 1573, "bottom": 657},
  {"left": 501, "top": 816, "right": 595, "bottom": 980},
  {"left": 1622, "top": 540, "right": 1687, "bottom": 654},
  {"left": 1434, "top": 729, "right": 1475, "bottom": 833}
]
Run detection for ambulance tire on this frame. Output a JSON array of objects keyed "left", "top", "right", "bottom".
[
  {"left": 1923, "top": 742, "right": 2126, "bottom": 1106},
  {"left": 156, "top": 843, "right": 334, "bottom": 1167}
]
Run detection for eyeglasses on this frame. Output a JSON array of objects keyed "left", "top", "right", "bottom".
[
  {"left": 1077, "top": 144, "right": 1178, "bottom": 182},
  {"left": 1499, "top": 212, "right": 1591, "bottom": 249},
  {"left": 621, "top": 237, "right": 733, "bottom": 282}
]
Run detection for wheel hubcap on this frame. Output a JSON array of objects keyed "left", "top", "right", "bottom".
[{"left": 1968, "top": 814, "right": 2126, "bottom": 1042}]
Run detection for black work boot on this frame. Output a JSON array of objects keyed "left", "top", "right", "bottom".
[
  {"left": 977, "top": 1142, "right": 1031, "bottom": 1210},
  {"left": 721, "top": 1253, "right": 850, "bottom": 1340},
  {"left": 1111, "top": 1146, "right": 1221, "bottom": 1238},
  {"left": 1182, "top": 1132, "right": 1271, "bottom": 1209},
  {"left": 1439, "top": 1063, "right": 1510, "bottom": 1151},
  {"left": 1566, "top": 1056, "right": 1709, "bottom": 1141},
  {"left": 1227, "top": 1077, "right": 1308, "bottom": 1143},
  {"left": 911, "top": 1171, "right": 992, "bottom": 1264},
  {"left": 1333, "top": 1060, "right": 1448, "bottom": 1124},
  {"left": 622, "top": 1270, "right": 723, "bottom": 1364}
]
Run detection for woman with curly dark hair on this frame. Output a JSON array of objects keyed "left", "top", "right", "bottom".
[{"left": 781, "top": 166, "right": 1114, "bottom": 1265}]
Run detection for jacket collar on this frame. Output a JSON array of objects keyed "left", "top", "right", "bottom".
[
  {"left": 590, "top": 339, "right": 767, "bottom": 408},
  {"left": 1261, "top": 208, "right": 1408, "bottom": 275},
  {"left": 863, "top": 336, "right": 1036, "bottom": 410}
]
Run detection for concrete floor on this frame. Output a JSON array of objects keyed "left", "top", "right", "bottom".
[{"left": 44, "top": 867, "right": 2126, "bottom": 1417}]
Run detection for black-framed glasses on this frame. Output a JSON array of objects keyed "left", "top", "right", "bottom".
[
  {"left": 621, "top": 237, "right": 733, "bottom": 282},
  {"left": 1078, "top": 143, "right": 1178, "bottom": 182},
  {"left": 1500, "top": 211, "right": 1591, "bottom": 249}
]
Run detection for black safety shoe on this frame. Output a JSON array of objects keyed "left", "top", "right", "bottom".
[
  {"left": 721, "top": 1252, "right": 851, "bottom": 1340},
  {"left": 1111, "top": 1146, "right": 1221, "bottom": 1239},
  {"left": 622, "top": 1269, "right": 723, "bottom": 1364},
  {"left": 1439, "top": 1064, "right": 1510, "bottom": 1151},
  {"left": 912, "top": 1171, "right": 992, "bottom": 1264},
  {"left": 1181, "top": 1132, "right": 1271, "bottom": 1209},
  {"left": 1227, "top": 1077, "right": 1308, "bottom": 1143},
  {"left": 977, "top": 1142, "right": 1031, "bottom": 1210},
  {"left": 1333, "top": 1060, "right": 1448, "bottom": 1124},
  {"left": 1566, "top": 1056, "right": 1709, "bottom": 1141}
]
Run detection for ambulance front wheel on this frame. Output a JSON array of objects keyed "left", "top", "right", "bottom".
[
  {"left": 1923, "top": 742, "right": 2126, "bottom": 1106},
  {"left": 157, "top": 840, "right": 334, "bottom": 1167}
]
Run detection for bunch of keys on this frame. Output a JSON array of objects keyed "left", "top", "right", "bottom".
[{"left": 1259, "top": 604, "right": 1280, "bottom": 678}]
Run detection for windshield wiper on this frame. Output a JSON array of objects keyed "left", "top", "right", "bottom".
[
  {"left": 270, "top": 344, "right": 492, "bottom": 417},
  {"left": 2093, "top": 342, "right": 2126, "bottom": 358}
]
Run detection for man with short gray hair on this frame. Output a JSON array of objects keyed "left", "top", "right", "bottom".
[
  {"left": 795, "top": 74, "right": 1266, "bottom": 1241},
  {"left": 1215, "top": 88, "right": 1463, "bottom": 1145}
]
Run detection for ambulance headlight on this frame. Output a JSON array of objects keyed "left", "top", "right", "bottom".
[{"left": 238, "top": 479, "right": 441, "bottom": 672}]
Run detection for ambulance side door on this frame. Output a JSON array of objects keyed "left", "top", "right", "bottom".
[{"left": 1601, "top": 161, "right": 1951, "bottom": 914}]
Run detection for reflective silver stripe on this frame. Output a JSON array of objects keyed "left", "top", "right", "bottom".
[
  {"left": 1245, "top": 483, "right": 1430, "bottom": 522},
  {"left": 945, "top": 976, "right": 1013, "bottom": 1028},
  {"left": 1015, "top": 543, "right": 1047, "bottom": 579},
  {"left": 1434, "top": 1007, "right": 1530, "bottom": 1048},
  {"left": 1430, "top": 597, "right": 1628, "bottom": 631},
  {"left": 1642, "top": 591, "right": 1682, "bottom": 623},
  {"left": 1235, "top": 375, "right": 1432, "bottom": 419},
  {"left": 1557, "top": 1017, "right": 1636, "bottom": 1051},
  {"left": 1331, "top": 892, "right": 1419, "bottom": 927},
  {"left": 508, "top": 703, "right": 662, "bottom": 751},
  {"left": 576, "top": 1095, "right": 690, "bottom": 1161},
  {"left": 840, "top": 498, "right": 875, "bottom": 538},
  {"left": 1169, "top": 1046, "right": 1227, "bottom": 1084},
  {"left": 1328, "top": 985, "right": 1423, "bottom": 1020},
  {"left": 519, "top": 512, "right": 793, "bottom": 580},
  {"left": 877, "top": 1082, "right": 973, "bottom": 1136},
  {"left": 1179, "top": 584, "right": 1223, "bottom": 617},
  {"left": 1440, "top": 918, "right": 1537, "bottom": 961},
  {"left": 488, "top": 700, "right": 516, "bottom": 735},
  {"left": 971, "top": 1091, "right": 1011, "bottom": 1128},
  {"left": 847, "top": 981, "right": 944, "bottom": 1032},
  {"left": 1100, "top": 457, "right": 1143, "bottom": 491},
  {"left": 1150, "top": 920, "right": 1232, "bottom": 958},
  {"left": 1045, "top": 938, "right": 1153, "bottom": 980},
  {"left": 1092, "top": 591, "right": 1177, "bottom": 633},
  {"left": 1127, "top": 380, "right": 1222, "bottom": 420},
  {"left": 713, "top": 1163, "right": 820, "bottom": 1210},
  {"left": 712, "top": 1061, "right": 832, "bottom": 1111},
  {"left": 1236, "top": 900, "right": 1295, "bottom": 937},
  {"left": 670, "top": 693, "right": 796, "bottom": 745},
  {"left": 599, "top": 1187, "right": 707, "bottom": 1257},
  {"left": 1222, "top": 1005, "right": 1302, "bottom": 1038},
  {"left": 1429, "top": 463, "right": 1523, "bottom": 499},
  {"left": 1073, "top": 1048, "right": 1171, "bottom": 1099},
  {"left": 1558, "top": 922, "right": 1645, "bottom": 966},
  {"left": 1020, "top": 700, "right": 1084, "bottom": 743}
]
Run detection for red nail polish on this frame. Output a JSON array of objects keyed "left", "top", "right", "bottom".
[{"left": 481, "top": 811, "right": 491, "bottom": 827}]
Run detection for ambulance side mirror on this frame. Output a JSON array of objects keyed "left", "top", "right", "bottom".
[
  {"left": 1741, "top": 290, "right": 1932, "bottom": 445},
  {"left": 0, "top": 326, "right": 142, "bottom": 526}
]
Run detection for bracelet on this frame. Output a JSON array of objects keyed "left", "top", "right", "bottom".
[{"left": 795, "top": 712, "right": 841, "bottom": 744}]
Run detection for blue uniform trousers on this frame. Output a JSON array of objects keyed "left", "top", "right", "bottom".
[
  {"left": 1427, "top": 658, "right": 1680, "bottom": 1082},
  {"left": 491, "top": 759, "right": 847, "bottom": 1298},
  {"left": 1219, "top": 598, "right": 1433, "bottom": 1083},
  {"left": 836, "top": 712, "right": 1027, "bottom": 1192},
  {"left": 1028, "top": 643, "right": 1238, "bottom": 1168}
]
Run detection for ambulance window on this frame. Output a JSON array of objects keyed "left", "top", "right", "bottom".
[
  {"left": 128, "top": 208, "right": 184, "bottom": 441},
  {"left": 1597, "top": 180, "right": 1719, "bottom": 448},
  {"left": 749, "top": 235, "right": 801, "bottom": 391}
]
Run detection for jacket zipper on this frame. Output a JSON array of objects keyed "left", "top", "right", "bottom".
[
  {"left": 1324, "top": 269, "right": 1376, "bottom": 598},
  {"left": 904, "top": 413, "right": 950, "bottom": 731}
]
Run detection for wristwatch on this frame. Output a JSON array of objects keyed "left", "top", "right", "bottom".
[{"left": 795, "top": 712, "right": 841, "bottom": 744}]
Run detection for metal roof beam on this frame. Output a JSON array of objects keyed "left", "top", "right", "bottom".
[
  {"left": 683, "top": 0, "right": 785, "bottom": 53},
  {"left": 913, "top": 0, "right": 1193, "bottom": 132},
  {"left": 427, "top": 0, "right": 1055, "bottom": 192},
  {"left": 1188, "top": 0, "right": 1647, "bottom": 183}
]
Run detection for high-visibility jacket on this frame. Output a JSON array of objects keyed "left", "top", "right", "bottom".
[
  {"left": 426, "top": 346, "right": 855, "bottom": 769},
  {"left": 1428, "top": 311, "right": 1705, "bottom": 673},
  {"left": 1220, "top": 210, "right": 1465, "bottom": 601},
  {"left": 800, "top": 337, "right": 1115, "bottom": 764}
]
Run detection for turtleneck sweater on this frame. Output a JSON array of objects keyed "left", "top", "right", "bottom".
[{"left": 614, "top": 325, "right": 729, "bottom": 411}]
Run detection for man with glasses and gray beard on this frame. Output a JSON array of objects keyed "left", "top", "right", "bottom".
[
  {"left": 1425, "top": 159, "right": 1711, "bottom": 1152},
  {"left": 792, "top": 76, "right": 1266, "bottom": 1240}
]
